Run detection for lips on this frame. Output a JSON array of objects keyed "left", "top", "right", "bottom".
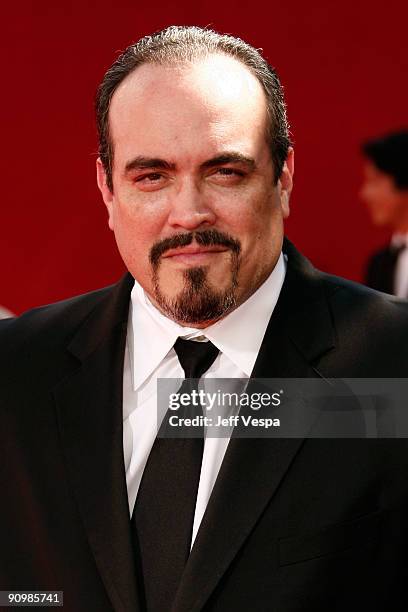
[{"left": 162, "top": 245, "right": 228, "bottom": 258}]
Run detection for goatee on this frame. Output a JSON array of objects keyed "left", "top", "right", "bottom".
[{"left": 150, "top": 229, "right": 241, "bottom": 324}]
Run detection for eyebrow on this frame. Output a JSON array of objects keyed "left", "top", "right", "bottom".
[
  {"left": 124, "top": 157, "right": 176, "bottom": 174},
  {"left": 123, "top": 152, "right": 256, "bottom": 175},
  {"left": 200, "top": 153, "right": 256, "bottom": 171}
]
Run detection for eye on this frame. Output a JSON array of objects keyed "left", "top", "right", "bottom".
[
  {"left": 211, "top": 167, "right": 246, "bottom": 184},
  {"left": 216, "top": 168, "right": 242, "bottom": 176},
  {"left": 135, "top": 172, "right": 164, "bottom": 183},
  {"left": 133, "top": 172, "right": 168, "bottom": 191}
]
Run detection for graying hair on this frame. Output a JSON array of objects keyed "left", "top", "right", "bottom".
[{"left": 96, "top": 25, "right": 292, "bottom": 191}]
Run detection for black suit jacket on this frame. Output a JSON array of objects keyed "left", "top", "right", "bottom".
[
  {"left": 365, "top": 244, "right": 402, "bottom": 294},
  {"left": 1, "top": 239, "right": 408, "bottom": 612}
]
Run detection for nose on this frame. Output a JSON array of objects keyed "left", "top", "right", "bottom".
[
  {"left": 167, "top": 178, "right": 216, "bottom": 230},
  {"left": 359, "top": 183, "right": 373, "bottom": 207}
]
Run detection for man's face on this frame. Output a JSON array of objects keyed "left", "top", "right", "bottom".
[
  {"left": 97, "top": 54, "right": 293, "bottom": 327},
  {"left": 360, "top": 160, "right": 405, "bottom": 228}
]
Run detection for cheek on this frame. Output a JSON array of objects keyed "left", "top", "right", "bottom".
[
  {"left": 111, "top": 200, "right": 166, "bottom": 274},
  {"left": 216, "top": 187, "right": 276, "bottom": 237},
  {"left": 114, "top": 192, "right": 166, "bottom": 240},
  {"left": 235, "top": 202, "right": 281, "bottom": 247},
  {"left": 371, "top": 190, "right": 397, "bottom": 214}
]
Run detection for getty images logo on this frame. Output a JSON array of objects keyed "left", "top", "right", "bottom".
[{"left": 168, "top": 388, "right": 283, "bottom": 411}]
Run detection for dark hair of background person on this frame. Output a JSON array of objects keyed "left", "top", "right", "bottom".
[
  {"left": 95, "top": 25, "right": 292, "bottom": 192},
  {"left": 362, "top": 129, "right": 408, "bottom": 189}
]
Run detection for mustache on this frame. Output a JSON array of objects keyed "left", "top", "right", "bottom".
[{"left": 149, "top": 229, "right": 241, "bottom": 266}]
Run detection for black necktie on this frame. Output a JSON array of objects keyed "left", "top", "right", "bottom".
[{"left": 133, "top": 338, "right": 219, "bottom": 612}]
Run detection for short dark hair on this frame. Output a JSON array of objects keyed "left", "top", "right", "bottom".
[
  {"left": 362, "top": 130, "right": 408, "bottom": 190},
  {"left": 95, "top": 25, "right": 292, "bottom": 191}
]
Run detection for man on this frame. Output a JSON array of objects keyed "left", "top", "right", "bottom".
[
  {"left": 360, "top": 130, "right": 408, "bottom": 296},
  {"left": 1, "top": 26, "right": 408, "bottom": 612}
]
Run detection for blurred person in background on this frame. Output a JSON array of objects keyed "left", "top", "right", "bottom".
[{"left": 360, "top": 130, "right": 408, "bottom": 296}]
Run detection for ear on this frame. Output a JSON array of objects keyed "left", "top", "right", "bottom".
[
  {"left": 96, "top": 158, "right": 114, "bottom": 230},
  {"left": 279, "top": 147, "right": 294, "bottom": 219}
]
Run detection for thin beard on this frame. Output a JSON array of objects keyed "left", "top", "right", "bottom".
[{"left": 152, "top": 251, "right": 240, "bottom": 324}]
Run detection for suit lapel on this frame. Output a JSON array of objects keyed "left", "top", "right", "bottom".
[
  {"left": 54, "top": 274, "right": 142, "bottom": 612},
  {"left": 172, "top": 239, "right": 336, "bottom": 612}
]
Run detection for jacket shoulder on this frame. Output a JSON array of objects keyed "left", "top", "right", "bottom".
[
  {"left": 321, "top": 270, "right": 408, "bottom": 320},
  {"left": 318, "top": 271, "right": 408, "bottom": 373},
  {"left": 0, "top": 284, "right": 116, "bottom": 357}
]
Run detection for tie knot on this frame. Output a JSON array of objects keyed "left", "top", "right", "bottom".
[{"left": 174, "top": 337, "right": 219, "bottom": 379}]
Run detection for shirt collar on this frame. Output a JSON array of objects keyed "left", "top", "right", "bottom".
[{"left": 129, "top": 252, "right": 286, "bottom": 390}]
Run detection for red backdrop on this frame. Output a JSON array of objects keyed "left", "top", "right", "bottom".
[{"left": 1, "top": 1, "right": 407, "bottom": 314}]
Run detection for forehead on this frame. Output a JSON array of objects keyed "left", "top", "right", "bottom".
[
  {"left": 363, "top": 161, "right": 389, "bottom": 182},
  {"left": 108, "top": 54, "right": 269, "bottom": 165}
]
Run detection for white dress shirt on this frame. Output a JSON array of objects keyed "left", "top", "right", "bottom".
[
  {"left": 391, "top": 233, "right": 408, "bottom": 298},
  {"left": 123, "top": 252, "right": 286, "bottom": 546},
  {"left": 0, "top": 305, "right": 14, "bottom": 319}
]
